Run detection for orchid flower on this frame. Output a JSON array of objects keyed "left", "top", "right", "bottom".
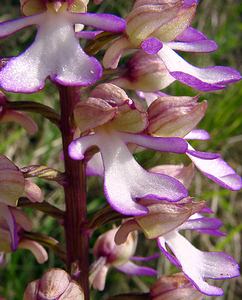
[
  {"left": 156, "top": 217, "right": 239, "bottom": 296},
  {"left": 85, "top": 91, "right": 241, "bottom": 193},
  {"left": 69, "top": 84, "right": 188, "bottom": 215},
  {"left": 90, "top": 227, "right": 157, "bottom": 291},
  {"left": 145, "top": 94, "right": 242, "bottom": 191},
  {"left": 103, "top": 0, "right": 241, "bottom": 91},
  {"left": 0, "top": 206, "right": 48, "bottom": 263},
  {"left": 0, "top": 0, "right": 125, "bottom": 93},
  {"left": 86, "top": 92, "right": 242, "bottom": 191},
  {"left": 115, "top": 200, "right": 240, "bottom": 296}
]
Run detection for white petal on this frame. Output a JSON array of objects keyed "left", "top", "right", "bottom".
[
  {"left": 158, "top": 231, "right": 239, "bottom": 296},
  {"left": 0, "top": 11, "right": 102, "bottom": 92},
  {"left": 187, "top": 144, "right": 242, "bottom": 190},
  {"left": 0, "top": 14, "right": 42, "bottom": 38},
  {"left": 158, "top": 44, "right": 241, "bottom": 91},
  {"left": 185, "top": 129, "right": 210, "bottom": 140},
  {"left": 119, "top": 132, "right": 188, "bottom": 154},
  {"left": 69, "top": 134, "right": 99, "bottom": 160},
  {"left": 86, "top": 153, "right": 104, "bottom": 176},
  {"left": 99, "top": 130, "right": 187, "bottom": 215}
]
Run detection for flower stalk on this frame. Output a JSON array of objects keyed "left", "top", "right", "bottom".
[{"left": 58, "top": 85, "right": 89, "bottom": 299}]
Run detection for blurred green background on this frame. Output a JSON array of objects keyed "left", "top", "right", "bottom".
[{"left": 0, "top": 0, "right": 241, "bottom": 299}]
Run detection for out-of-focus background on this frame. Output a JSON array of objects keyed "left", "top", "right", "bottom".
[{"left": 0, "top": 0, "right": 241, "bottom": 299}]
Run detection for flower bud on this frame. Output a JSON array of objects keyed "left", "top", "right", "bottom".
[
  {"left": 126, "top": 0, "right": 197, "bottom": 46},
  {"left": 94, "top": 228, "right": 137, "bottom": 267},
  {"left": 74, "top": 84, "right": 148, "bottom": 134},
  {"left": 73, "top": 82, "right": 129, "bottom": 133},
  {"left": 112, "top": 51, "right": 175, "bottom": 92},
  {"left": 151, "top": 273, "right": 203, "bottom": 300},
  {"left": 147, "top": 96, "right": 207, "bottom": 137},
  {"left": 24, "top": 268, "right": 84, "bottom": 299},
  {"left": 91, "top": 228, "right": 137, "bottom": 290},
  {"left": 20, "top": 0, "right": 89, "bottom": 16}
]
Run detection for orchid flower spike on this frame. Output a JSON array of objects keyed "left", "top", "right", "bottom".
[
  {"left": 69, "top": 83, "right": 188, "bottom": 216},
  {"left": 146, "top": 95, "right": 242, "bottom": 191},
  {"left": 0, "top": 206, "right": 48, "bottom": 263},
  {"left": 103, "top": 0, "right": 241, "bottom": 91},
  {"left": 24, "top": 268, "right": 84, "bottom": 299},
  {"left": 116, "top": 200, "right": 240, "bottom": 296},
  {"left": 151, "top": 273, "right": 204, "bottom": 300},
  {"left": 90, "top": 227, "right": 156, "bottom": 291},
  {"left": 0, "top": 0, "right": 125, "bottom": 93}
]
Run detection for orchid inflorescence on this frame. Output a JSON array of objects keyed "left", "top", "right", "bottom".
[{"left": 0, "top": 0, "right": 241, "bottom": 299}]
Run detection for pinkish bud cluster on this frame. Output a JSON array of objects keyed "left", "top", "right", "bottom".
[{"left": 24, "top": 269, "right": 84, "bottom": 299}]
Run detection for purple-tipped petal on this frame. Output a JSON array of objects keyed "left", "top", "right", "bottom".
[
  {"left": 141, "top": 37, "right": 163, "bottom": 55},
  {"left": 167, "top": 40, "right": 218, "bottom": 53},
  {"left": 0, "top": 14, "right": 41, "bottom": 38},
  {"left": 157, "top": 237, "right": 181, "bottom": 268},
  {"left": 119, "top": 132, "right": 188, "bottom": 154},
  {"left": 158, "top": 232, "right": 240, "bottom": 296},
  {"left": 176, "top": 27, "right": 209, "bottom": 42},
  {"left": 69, "top": 134, "right": 98, "bottom": 160},
  {"left": 185, "top": 129, "right": 210, "bottom": 140},
  {"left": 70, "top": 13, "right": 126, "bottom": 32},
  {"left": 158, "top": 45, "right": 241, "bottom": 91},
  {"left": 75, "top": 30, "right": 103, "bottom": 39},
  {"left": 116, "top": 261, "right": 157, "bottom": 277},
  {"left": 186, "top": 149, "right": 220, "bottom": 160},
  {"left": 187, "top": 145, "right": 242, "bottom": 190},
  {"left": 179, "top": 217, "right": 224, "bottom": 236},
  {"left": 131, "top": 253, "right": 160, "bottom": 262}
]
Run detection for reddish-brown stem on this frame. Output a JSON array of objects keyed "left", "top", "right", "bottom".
[{"left": 58, "top": 85, "right": 89, "bottom": 299}]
